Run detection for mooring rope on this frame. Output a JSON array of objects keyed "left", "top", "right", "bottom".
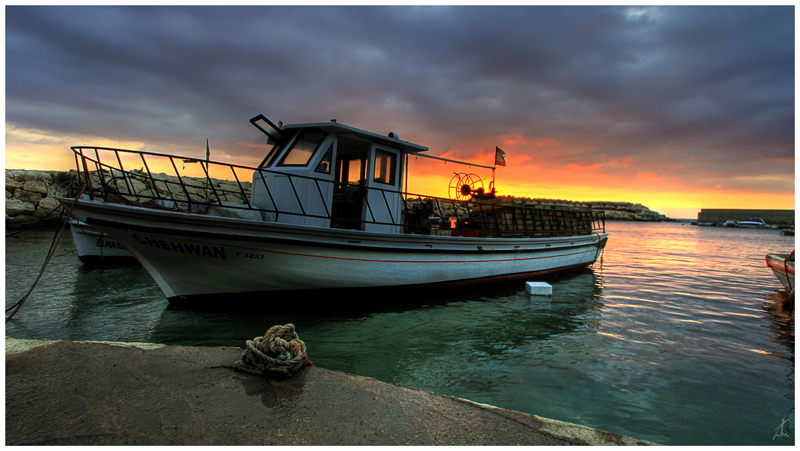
[
  {"left": 5, "top": 204, "right": 65, "bottom": 238},
  {"left": 6, "top": 192, "right": 83, "bottom": 323},
  {"left": 233, "top": 323, "right": 313, "bottom": 377}
]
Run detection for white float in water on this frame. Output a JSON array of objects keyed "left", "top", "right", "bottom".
[{"left": 525, "top": 281, "right": 552, "bottom": 296}]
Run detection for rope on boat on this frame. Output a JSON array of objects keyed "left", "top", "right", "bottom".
[{"left": 233, "top": 323, "right": 312, "bottom": 377}]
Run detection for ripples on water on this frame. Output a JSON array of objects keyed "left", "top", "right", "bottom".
[{"left": 5, "top": 221, "right": 794, "bottom": 445}]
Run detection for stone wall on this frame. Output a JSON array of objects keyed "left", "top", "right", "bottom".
[
  {"left": 584, "top": 201, "right": 671, "bottom": 221},
  {"left": 484, "top": 196, "right": 671, "bottom": 221},
  {"left": 404, "top": 195, "right": 670, "bottom": 221},
  {"left": 6, "top": 170, "right": 76, "bottom": 228}
]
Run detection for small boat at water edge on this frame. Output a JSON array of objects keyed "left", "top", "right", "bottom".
[
  {"left": 765, "top": 250, "right": 794, "bottom": 292},
  {"left": 736, "top": 217, "right": 766, "bottom": 229},
  {"left": 59, "top": 114, "right": 608, "bottom": 305},
  {"left": 68, "top": 219, "right": 137, "bottom": 266}
]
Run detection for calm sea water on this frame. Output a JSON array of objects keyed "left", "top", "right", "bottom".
[{"left": 5, "top": 221, "right": 795, "bottom": 445}]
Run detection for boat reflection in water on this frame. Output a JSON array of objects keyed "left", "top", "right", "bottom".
[
  {"left": 762, "top": 290, "right": 795, "bottom": 359},
  {"left": 145, "top": 268, "right": 605, "bottom": 353}
]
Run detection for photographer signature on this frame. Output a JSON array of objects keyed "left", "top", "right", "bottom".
[{"left": 773, "top": 417, "right": 792, "bottom": 440}]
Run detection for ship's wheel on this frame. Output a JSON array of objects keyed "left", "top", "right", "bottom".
[{"left": 448, "top": 173, "right": 484, "bottom": 201}]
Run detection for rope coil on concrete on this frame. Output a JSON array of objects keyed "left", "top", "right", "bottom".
[{"left": 233, "top": 323, "right": 312, "bottom": 377}]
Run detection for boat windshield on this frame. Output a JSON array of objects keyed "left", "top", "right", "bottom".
[
  {"left": 278, "top": 129, "right": 326, "bottom": 166},
  {"left": 258, "top": 128, "right": 327, "bottom": 168}
]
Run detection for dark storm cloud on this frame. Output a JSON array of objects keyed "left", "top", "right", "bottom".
[{"left": 6, "top": 5, "right": 794, "bottom": 186}]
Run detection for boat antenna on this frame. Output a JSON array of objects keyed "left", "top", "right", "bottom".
[{"left": 407, "top": 152, "right": 494, "bottom": 170}]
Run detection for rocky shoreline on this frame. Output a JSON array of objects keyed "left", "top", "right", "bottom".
[
  {"left": 487, "top": 196, "right": 672, "bottom": 222},
  {"left": 6, "top": 169, "right": 672, "bottom": 228},
  {"left": 6, "top": 170, "right": 75, "bottom": 228}
]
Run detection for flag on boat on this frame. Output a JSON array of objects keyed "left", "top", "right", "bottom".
[{"left": 495, "top": 147, "right": 507, "bottom": 167}]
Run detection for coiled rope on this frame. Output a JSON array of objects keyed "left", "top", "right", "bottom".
[{"left": 233, "top": 323, "right": 312, "bottom": 377}]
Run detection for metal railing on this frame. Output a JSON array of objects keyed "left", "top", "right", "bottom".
[{"left": 71, "top": 146, "right": 605, "bottom": 238}]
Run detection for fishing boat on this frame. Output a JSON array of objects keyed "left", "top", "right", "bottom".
[
  {"left": 59, "top": 114, "right": 608, "bottom": 305},
  {"left": 765, "top": 250, "right": 794, "bottom": 291},
  {"left": 736, "top": 217, "right": 766, "bottom": 229},
  {"left": 68, "top": 219, "right": 137, "bottom": 266}
]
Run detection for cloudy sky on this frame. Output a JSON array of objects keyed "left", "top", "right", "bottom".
[{"left": 5, "top": 5, "right": 795, "bottom": 218}]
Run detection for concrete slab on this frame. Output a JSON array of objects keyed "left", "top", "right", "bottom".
[{"left": 5, "top": 338, "right": 656, "bottom": 446}]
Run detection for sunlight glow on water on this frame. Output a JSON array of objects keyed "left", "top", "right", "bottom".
[{"left": 5, "top": 221, "right": 795, "bottom": 445}]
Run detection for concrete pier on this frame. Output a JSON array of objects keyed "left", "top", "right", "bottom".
[{"left": 6, "top": 338, "right": 656, "bottom": 446}]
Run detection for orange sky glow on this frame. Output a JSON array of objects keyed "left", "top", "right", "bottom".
[
  {"left": 6, "top": 7, "right": 794, "bottom": 221},
  {"left": 5, "top": 125, "right": 794, "bottom": 220}
]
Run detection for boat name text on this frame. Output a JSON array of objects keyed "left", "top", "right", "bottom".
[
  {"left": 132, "top": 234, "right": 226, "bottom": 259},
  {"left": 96, "top": 239, "right": 126, "bottom": 250}
]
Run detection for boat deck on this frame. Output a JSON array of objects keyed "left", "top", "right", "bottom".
[{"left": 70, "top": 146, "right": 605, "bottom": 239}]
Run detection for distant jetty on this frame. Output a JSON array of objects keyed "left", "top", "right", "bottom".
[
  {"left": 697, "top": 208, "right": 794, "bottom": 227},
  {"left": 6, "top": 169, "right": 672, "bottom": 228}
]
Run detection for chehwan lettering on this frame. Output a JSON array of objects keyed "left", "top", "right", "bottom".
[{"left": 132, "top": 234, "right": 226, "bottom": 259}]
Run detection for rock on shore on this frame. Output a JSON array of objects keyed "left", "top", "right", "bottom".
[
  {"left": 5, "top": 170, "right": 76, "bottom": 227},
  {"left": 6, "top": 169, "right": 671, "bottom": 228}
]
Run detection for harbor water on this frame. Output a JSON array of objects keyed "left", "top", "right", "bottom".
[{"left": 5, "top": 221, "right": 795, "bottom": 445}]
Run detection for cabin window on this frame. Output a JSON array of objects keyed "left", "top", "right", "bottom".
[
  {"left": 260, "top": 139, "right": 290, "bottom": 168},
  {"left": 342, "top": 158, "right": 364, "bottom": 184},
  {"left": 315, "top": 143, "right": 333, "bottom": 174},
  {"left": 373, "top": 149, "right": 397, "bottom": 185},
  {"left": 278, "top": 129, "right": 326, "bottom": 167}
]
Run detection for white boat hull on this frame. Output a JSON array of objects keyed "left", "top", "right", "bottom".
[
  {"left": 63, "top": 199, "right": 608, "bottom": 303},
  {"left": 737, "top": 221, "right": 766, "bottom": 229},
  {"left": 68, "top": 220, "right": 137, "bottom": 266},
  {"left": 766, "top": 253, "right": 795, "bottom": 291}
]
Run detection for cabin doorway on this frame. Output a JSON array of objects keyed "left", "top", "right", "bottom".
[
  {"left": 331, "top": 137, "right": 369, "bottom": 230},
  {"left": 364, "top": 145, "right": 402, "bottom": 233}
]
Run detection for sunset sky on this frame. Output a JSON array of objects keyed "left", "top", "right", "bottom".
[{"left": 5, "top": 5, "right": 795, "bottom": 219}]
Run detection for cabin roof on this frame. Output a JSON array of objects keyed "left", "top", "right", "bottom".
[{"left": 282, "top": 121, "right": 429, "bottom": 154}]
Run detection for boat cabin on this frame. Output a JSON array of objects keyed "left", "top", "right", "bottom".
[{"left": 249, "top": 114, "right": 428, "bottom": 233}]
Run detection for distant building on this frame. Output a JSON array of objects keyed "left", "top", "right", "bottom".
[{"left": 697, "top": 209, "right": 794, "bottom": 226}]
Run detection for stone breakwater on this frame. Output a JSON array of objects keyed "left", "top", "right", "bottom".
[
  {"left": 410, "top": 195, "right": 671, "bottom": 222},
  {"left": 519, "top": 198, "right": 672, "bottom": 222},
  {"left": 5, "top": 170, "right": 75, "bottom": 227},
  {"left": 6, "top": 169, "right": 671, "bottom": 228}
]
